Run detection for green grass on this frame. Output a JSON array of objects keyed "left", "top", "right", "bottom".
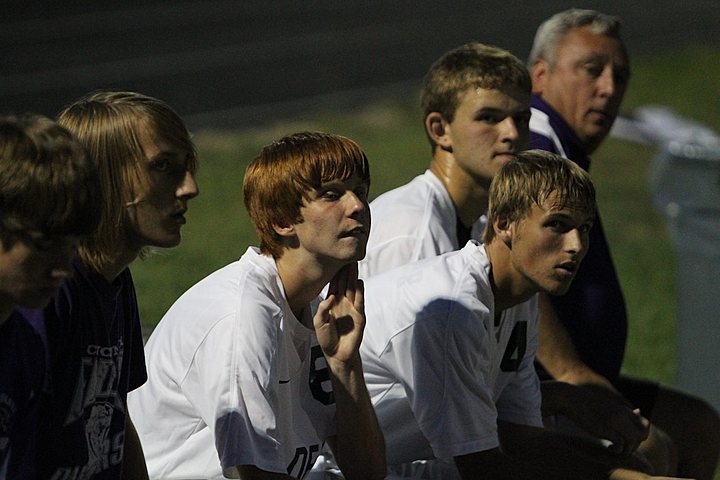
[{"left": 133, "top": 46, "right": 720, "bottom": 388}]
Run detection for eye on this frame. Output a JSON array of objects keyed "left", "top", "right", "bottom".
[
  {"left": 583, "top": 63, "right": 604, "bottom": 78},
  {"left": 514, "top": 112, "right": 531, "bottom": 128},
  {"left": 546, "top": 219, "right": 573, "bottom": 233},
  {"left": 150, "top": 158, "right": 171, "bottom": 172},
  {"left": 476, "top": 112, "right": 501, "bottom": 124},
  {"left": 320, "top": 188, "right": 341, "bottom": 200},
  {"left": 613, "top": 69, "right": 630, "bottom": 87},
  {"left": 578, "top": 222, "right": 593, "bottom": 234},
  {"left": 354, "top": 186, "right": 369, "bottom": 202}
]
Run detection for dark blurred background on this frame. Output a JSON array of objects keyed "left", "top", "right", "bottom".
[{"left": 2, "top": 0, "right": 718, "bottom": 130}]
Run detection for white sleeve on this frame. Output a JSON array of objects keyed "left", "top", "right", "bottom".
[
  {"left": 395, "top": 298, "right": 501, "bottom": 460},
  {"left": 181, "top": 305, "right": 288, "bottom": 475}
]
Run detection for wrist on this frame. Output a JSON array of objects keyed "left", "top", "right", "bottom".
[{"left": 326, "top": 354, "right": 363, "bottom": 379}]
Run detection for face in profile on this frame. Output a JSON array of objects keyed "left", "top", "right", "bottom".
[
  {"left": 289, "top": 172, "right": 370, "bottom": 267},
  {"left": 506, "top": 191, "right": 594, "bottom": 296},
  {"left": 0, "top": 235, "right": 77, "bottom": 309},
  {"left": 532, "top": 26, "right": 630, "bottom": 153},
  {"left": 124, "top": 128, "right": 199, "bottom": 252}
]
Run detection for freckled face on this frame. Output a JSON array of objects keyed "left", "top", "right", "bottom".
[{"left": 124, "top": 130, "right": 199, "bottom": 252}]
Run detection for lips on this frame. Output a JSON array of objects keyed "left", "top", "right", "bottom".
[
  {"left": 495, "top": 151, "right": 516, "bottom": 160},
  {"left": 340, "top": 226, "right": 367, "bottom": 238},
  {"left": 555, "top": 261, "right": 578, "bottom": 278},
  {"left": 588, "top": 109, "right": 611, "bottom": 123},
  {"left": 171, "top": 210, "right": 187, "bottom": 224}
]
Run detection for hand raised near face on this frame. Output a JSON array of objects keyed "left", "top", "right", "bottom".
[{"left": 313, "top": 262, "right": 365, "bottom": 370}]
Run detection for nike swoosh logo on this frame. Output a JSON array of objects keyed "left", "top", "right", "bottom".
[{"left": 279, "top": 379, "right": 290, "bottom": 384}]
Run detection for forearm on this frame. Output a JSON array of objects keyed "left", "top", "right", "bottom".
[
  {"left": 537, "top": 293, "right": 613, "bottom": 388},
  {"left": 499, "top": 421, "right": 651, "bottom": 480},
  {"left": 328, "top": 358, "right": 386, "bottom": 480}
]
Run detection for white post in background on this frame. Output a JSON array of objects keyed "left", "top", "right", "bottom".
[
  {"left": 615, "top": 107, "right": 720, "bottom": 412},
  {"left": 649, "top": 141, "right": 720, "bottom": 412}
]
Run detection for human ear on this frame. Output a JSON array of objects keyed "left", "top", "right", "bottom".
[
  {"left": 530, "top": 59, "right": 549, "bottom": 94},
  {"left": 493, "top": 217, "right": 514, "bottom": 247},
  {"left": 425, "top": 112, "right": 453, "bottom": 152},
  {"left": 273, "top": 223, "right": 296, "bottom": 238}
]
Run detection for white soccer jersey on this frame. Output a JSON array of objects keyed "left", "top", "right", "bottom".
[
  {"left": 361, "top": 241, "right": 543, "bottom": 466},
  {"left": 128, "top": 247, "right": 336, "bottom": 479},
  {"left": 359, "top": 170, "right": 485, "bottom": 279}
]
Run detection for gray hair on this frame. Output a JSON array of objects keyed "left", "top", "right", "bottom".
[{"left": 528, "top": 9, "right": 625, "bottom": 67}]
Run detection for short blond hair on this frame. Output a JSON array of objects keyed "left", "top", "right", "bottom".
[
  {"left": 421, "top": 42, "right": 531, "bottom": 149},
  {"left": 483, "top": 150, "right": 596, "bottom": 243}
]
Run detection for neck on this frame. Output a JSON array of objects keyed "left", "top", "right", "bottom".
[
  {"left": 485, "top": 239, "right": 536, "bottom": 313},
  {"left": 94, "top": 247, "right": 139, "bottom": 283},
  {"left": 275, "top": 250, "right": 335, "bottom": 322},
  {"left": 429, "top": 151, "right": 490, "bottom": 228}
]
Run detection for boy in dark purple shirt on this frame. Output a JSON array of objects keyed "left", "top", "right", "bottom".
[{"left": 0, "top": 114, "right": 101, "bottom": 479}]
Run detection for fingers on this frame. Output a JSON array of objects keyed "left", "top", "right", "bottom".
[
  {"left": 633, "top": 409, "right": 650, "bottom": 435},
  {"left": 314, "top": 295, "right": 336, "bottom": 330},
  {"left": 608, "top": 410, "right": 648, "bottom": 456},
  {"left": 354, "top": 279, "right": 365, "bottom": 315},
  {"left": 344, "top": 262, "right": 358, "bottom": 304},
  {"left": 336, "top": 263, "right": 349, "bottom": 300}
]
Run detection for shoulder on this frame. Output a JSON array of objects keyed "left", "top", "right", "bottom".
[
  {"left": 362, "top": 172, "right": 457, "bottom": 276},
  {"left": 529, "top": 108, "right": 560, "bottom": 154},
  {"left": 153, "top": 249, "right": 284, "bottom": 339},
  {"left": 367, "top": 245, "right": 489, "bottom": 328},
  {"left": 371, "top": 172, "right": 442, "bottom": 218},
  {"left": 2, "top": 311, "right": 45, "bottom": 350}
]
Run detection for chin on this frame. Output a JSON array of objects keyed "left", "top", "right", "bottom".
[
  {"left": 547, "top": 283, "right": 572, "bottom": 296},
  {"left": 152, "top": 234, "right": 183, "bottom": 249}
]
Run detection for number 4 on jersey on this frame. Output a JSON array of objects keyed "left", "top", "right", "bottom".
[{"left": 500, "top": 321, "right": 527, "bottom": 372}]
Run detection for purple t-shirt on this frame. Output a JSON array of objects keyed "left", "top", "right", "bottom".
[
  {"left": 30, "top": 260, "right": 147, "bottom": 480},
  {"left": 0, "top": 311, "right": 45, "bottom": 479},
  {"left": 530, "top": 94, "right": 628, "bottom": 381}
]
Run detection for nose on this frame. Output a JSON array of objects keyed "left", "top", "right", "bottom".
[
  {"left": 177, "top": 170, "right": 199, "bottom": 199},
  {"left": 49, "top": 251, "right": 74, "bottom": 281},
  {"left": 345, "top": 190, "right": 367, "bottom": 216},
  {"left": 50, "top": 264, "right": 73, "bottom": 281},
  {"left": 565, "top": 228, "right": 588, "bottom": 257},
  {"left": 596, "top": 66, "right": 616, "bottom": 98},
  {"left": 500, "top": 116, "right": 520, "bottom": 142}
]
